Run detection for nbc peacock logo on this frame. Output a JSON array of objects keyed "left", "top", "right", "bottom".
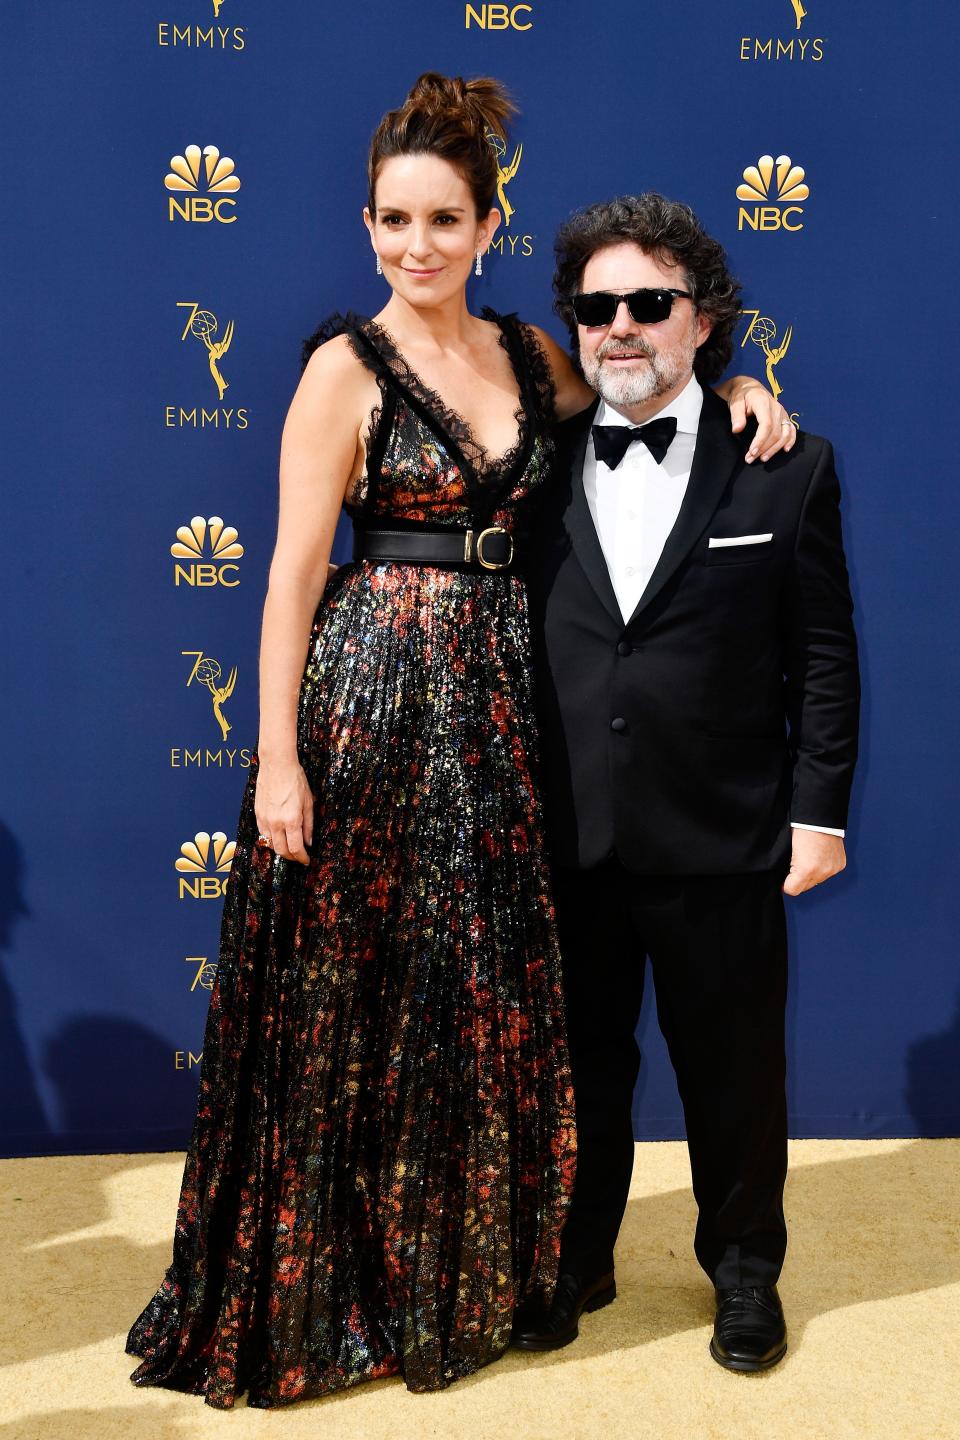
[
  {"left": 176, "top": 830, "right": 236, "bottom": 899},
  {"left": 736, "top": 154, "right": 809, "bottom": 232},
  {"left": 172, "top": 516, "right": 244, "bottom": 587},
  {"left": 165, "top": 144, "right": 240, "bottom": 223}
]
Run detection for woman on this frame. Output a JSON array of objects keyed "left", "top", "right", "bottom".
[{"left": 126, "top": 72, "right": 793, "bottom": 1409}]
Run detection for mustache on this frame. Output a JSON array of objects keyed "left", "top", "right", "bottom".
[{"left": 597, "top": 338, "right": 656, "bottom": 360}]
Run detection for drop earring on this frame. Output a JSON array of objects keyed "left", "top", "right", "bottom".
[
  {"left": 376, "top": 254, "right": 382, "bottom": 275},
  {"left": 475, "top": 250, "right": 483, "bottom": 277}
]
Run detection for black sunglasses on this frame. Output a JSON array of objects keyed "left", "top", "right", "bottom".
[{"left": 571, "top": 287, "right": 694, "bottom": 327}]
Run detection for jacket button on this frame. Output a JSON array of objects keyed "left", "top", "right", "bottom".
[
  {"left": 610, "top": 717, "right": 627, "bottom": 733},
  {"left": 617, "top": 640, "right": 632, "bottom": 657}
]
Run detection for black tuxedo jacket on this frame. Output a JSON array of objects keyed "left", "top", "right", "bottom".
[{"left": 529, "top": 388, "right": 860, "bottom": 874}]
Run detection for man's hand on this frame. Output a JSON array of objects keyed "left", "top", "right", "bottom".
[{"left": 782, "top": 828, "right": 847, "bottom": 897}]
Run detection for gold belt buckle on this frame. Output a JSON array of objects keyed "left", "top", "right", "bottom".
[{"left": 464, "top": 526, "right": 514, "bottom": 570}]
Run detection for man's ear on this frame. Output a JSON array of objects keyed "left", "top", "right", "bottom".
[{"left": 695, "top": 311, "right": 714, "bottom": 349}]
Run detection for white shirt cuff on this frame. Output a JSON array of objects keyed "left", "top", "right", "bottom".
[{"left": 791, "top": 821, "right": 846, "bottom": 838}]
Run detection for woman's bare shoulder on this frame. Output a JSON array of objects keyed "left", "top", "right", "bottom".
[
  {"left": 295, "top": 331, "right": 378, "bottom": 414},
  {"left": 284, "top": 332, "right": 379, "bottom": 453},
  {"left": 300, "top": 331, "right": 368, "bottom": 385}
]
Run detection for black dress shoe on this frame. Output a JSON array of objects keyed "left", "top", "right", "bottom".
[
  {"left": 710, "top": 1284, "right": 787, "bottom": 1373},
  {"left": 511, "top": 1270, "right": 616, "bottom": 1351}
]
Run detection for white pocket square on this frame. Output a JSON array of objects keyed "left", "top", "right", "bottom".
[{"left": 708, "top": 533, "right": 774, "bottom": 548}]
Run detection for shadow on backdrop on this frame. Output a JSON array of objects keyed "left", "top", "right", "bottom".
[
  {"left": 0, "top": 818, "right": 50, "bottom": 1148},
  {"left": 41, "top": 1017, "right": 188, "bottom": 1152},
  {"left": 906, "top": 987, "right": 960, "bottom": 1137}
]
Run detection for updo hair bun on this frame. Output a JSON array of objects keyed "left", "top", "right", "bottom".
[
  {"left": 368, "top": 71, "right": 518, "bottom": 218},
  {"left": 405, "top": 71, "right": 515, "bottom": 144}
]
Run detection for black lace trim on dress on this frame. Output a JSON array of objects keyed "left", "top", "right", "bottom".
[
  {"left": 299, "top": 308, "right": 558, "bottom": 517},
  {"left": 300, "top": 312, "right": 390, "bottom": 511},
  {"left": 351, "top": 311, "right": 526, "bottom": 484},
  {"left": 302, "top": 307, "right": 558, "bottom": 432},
  {"left": 301, "top": 312, "right": 351, "bottom": 374},
  {"left": 490, "top": 308, "right": 559, "bottom": 434}
]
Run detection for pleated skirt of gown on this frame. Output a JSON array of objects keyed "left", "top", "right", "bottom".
[{"left": 125, "top": 558, "right": 576, "bottom": 1407}]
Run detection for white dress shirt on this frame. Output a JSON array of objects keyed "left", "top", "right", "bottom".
[
  {"left": 582, "top": 376, "right": 843, "bottom": 839},
  {"left": 583, "top": 375, "right": 703, "bottom": 625}
]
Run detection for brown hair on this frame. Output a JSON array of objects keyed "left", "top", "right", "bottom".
[{"left": 367, "top": 72, "right": 516, "bottom": 218}]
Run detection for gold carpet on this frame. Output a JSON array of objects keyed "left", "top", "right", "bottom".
[{"left": 2, "top": 1140, "right": 958, "bottom": 1440}]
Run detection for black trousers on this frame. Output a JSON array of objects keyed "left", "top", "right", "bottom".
[{"left": 554, "top": 858, "right": 788, "bottom": 1290}]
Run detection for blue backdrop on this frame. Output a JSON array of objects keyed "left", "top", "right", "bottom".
[{"left": 3, "top": 1, "right": 958, "bottom": 1156}]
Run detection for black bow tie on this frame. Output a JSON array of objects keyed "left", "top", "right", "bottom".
[{"left": 592, "top": 416, "right": 678, "bottom": 469}]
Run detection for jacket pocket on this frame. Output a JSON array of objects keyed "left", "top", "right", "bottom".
[{"left": 703, "top": 545, "right": 775, "bottom": 567}]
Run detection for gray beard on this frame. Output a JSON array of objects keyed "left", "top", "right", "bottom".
[{"left": 582, "top": 331, "right": 695, "bottom": 410}]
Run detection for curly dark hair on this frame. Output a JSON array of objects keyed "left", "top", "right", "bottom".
[{"left": 553, "top": 193, "right": 742, "bottom": 383}]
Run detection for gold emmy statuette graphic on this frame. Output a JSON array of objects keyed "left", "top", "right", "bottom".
[
  {"left": 183, "top": 650, "right": 237, "bottom": 740},
  {"left": 178, "top": 302, "right": 234, "bottom": 399},
  {"left": 741, "top": 311, "right": 793, "bottom": 405},
  {"left": 212, "top": 0, "right": 226, "bottom": 15},
  {"left": 185, "top": 956, "right": 217, "bottom": 991},
  {"left": 790, "top": 0, "right": 808, "bottom": 30},
  {"left": 488, "top": 131, "right": 522, "bottom": 228}
]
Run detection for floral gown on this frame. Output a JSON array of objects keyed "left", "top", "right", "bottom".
[{"left": 125, "top": 308, "right": 576, "bottom": 1408}]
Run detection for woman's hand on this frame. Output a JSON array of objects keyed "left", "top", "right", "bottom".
[
  {"left": 253, "top": 757, "right": 314, "bottom": 866},
  {"left": 716, "top": 375, "right": 797, "bottom": 463}
]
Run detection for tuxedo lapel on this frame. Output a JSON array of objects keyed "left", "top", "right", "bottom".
[
  {"left": 624, "top": 387, "right": 745, "bottom": 628},
  {"left": 559, "top": 400, "right": 623, "bottom": 628}
]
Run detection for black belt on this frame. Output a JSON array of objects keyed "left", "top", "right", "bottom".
[{"left": 353, "top": 525, "right": 517, "bottom": 571}]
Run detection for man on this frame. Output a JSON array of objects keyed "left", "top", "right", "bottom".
[{"left": 516, "top": 194, "right": 860, "bottom": 1371}]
